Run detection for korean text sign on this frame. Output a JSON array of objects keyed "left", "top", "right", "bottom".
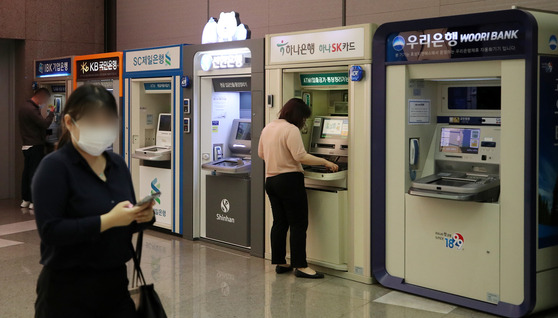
[
  {"left": 125, "top": 46, "right": 181, "bottom": 73},
  {"left": 270, "top": 27, "right": 365, "bottom": 64},
  {"left": 386, "top": 22, "right": 524, "bottom": 62}
]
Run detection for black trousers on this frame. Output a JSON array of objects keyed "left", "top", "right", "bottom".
[
  {"left": 265, "top": 172, "right": 309, "bottom": 268},
  {"left": 35, "top": 265, "right": 137, "bottom": 318},
  {"left": 22, "top": 145, "right": 44, "bottom": 202}
]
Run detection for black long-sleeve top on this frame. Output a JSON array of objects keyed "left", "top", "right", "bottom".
[
  {"left": 32, "top": 142, "right": 154, "bottom": 270},
  {"left": 19, "top": 99, "right": 54, "bottom": 145}
]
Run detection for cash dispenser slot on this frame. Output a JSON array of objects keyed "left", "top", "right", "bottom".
[
  {"left": 132, "top": 146, "right": 172, "bottom": 161},
  {"left": 408, "top": 126, "right": 501, "bottom": 202},
  {"left": 132, "top": 114, "right": 173, "bottom": 162},
  {"left": 202, "top": 119, "right": 252, "bottom": 175}
]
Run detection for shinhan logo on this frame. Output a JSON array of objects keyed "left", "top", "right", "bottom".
[
  {"left": 151, "top": 178, "right": 161, "bottom": 204},
  {"left": 165, "top": 51, "right": 171, "bottom": 66},
  {"left": 38, "top": 63, "right": 44, "bottom": 74},
  {"left": 220, "top": 199, "right": 230, "bottom": 213},
  {"left": 549, "top": 35, "right": 557, "bottom": 51},
  {"left": 392, "top": 35, "right": 405, "bottom": 51}
]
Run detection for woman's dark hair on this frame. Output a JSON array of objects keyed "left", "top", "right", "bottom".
[
  {"left": 279, "top": 98, "right": 311, "bottom": 129},
  {"left": 57, "top": 85, "right": 118, "bottom": 149}
]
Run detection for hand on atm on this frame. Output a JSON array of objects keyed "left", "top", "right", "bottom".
[
  {"left": 324, "top": 160, "right": 339, "bottom": 172},
  {"left": 299, "top": 154, "right": 339, "bottom": 172}
]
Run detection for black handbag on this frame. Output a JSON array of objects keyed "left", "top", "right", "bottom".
[{"left": 129, "top": 233, "right": 167, "bottom": 318}]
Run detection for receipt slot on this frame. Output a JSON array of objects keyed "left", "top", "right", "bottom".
[
  {"left": 371, "top": 9, "right": 558, "bottom": 317},
  {"left": 265, "top": 24, "right": 376, "bottom": 282},
  {"left": 124, "top": 45, "right": 186, "bottom": 234}
]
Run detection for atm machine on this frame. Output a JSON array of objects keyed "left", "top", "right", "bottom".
[
  {"left": 201, "top": 119, "right": 252, "bottom": 247},
  {"left": 371, "top": 9, "right": 558, "bottom": 317},
  {"left": 34, "top": 56, "right": 74, "bottom": 150},
  {"left": 181, "top": 37, "right": 265, "bottom": 256},
  {"left": 74, "top": 52, "right": 123, "bottom": 154},
  {"left": 303, "top": 116, "right": 349, "bottom": 270},
  {"left": 408, "top": 126, "right": 501, "bottom": 202},
  {"left": 123, "top": 45, "right": 185, "bottom": 234},
  {"left": 132, "top": 114, "right": 173, "bottom": 230},
  {"left": 265, "top": 24, "right": 375, "bottom": 283}
]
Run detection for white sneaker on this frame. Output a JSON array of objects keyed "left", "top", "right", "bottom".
[
  {"left": 29, "top": 203, "right": 34, "bottom": 210},
  {"left": 20, "top": 200, "right": 30, "bottom": 208}
]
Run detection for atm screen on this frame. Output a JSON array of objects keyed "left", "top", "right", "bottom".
[
  {"left": 440, "top": 127, "right": 480, "bottom": 154},
  {"left": 321, "top": 118, "right": 349, "bottom": 138},
  {"left": 235, "top": 122, "right": 251, "bottom": 140},
  {"left": 447, "top": 86, "right": 501, "bottom": 110},
  {"left": 158, "top": 115, "right": 172, "bottom": 132}
]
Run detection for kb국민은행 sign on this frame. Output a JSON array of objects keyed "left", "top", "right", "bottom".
[
  {"left": 300, "top": 72, "right": 349, "bottom": 86},
  {"left": 269, "top": 27, "right": 366, "bottom": 64},
  {"left": 76, "top": 57, "right": 120, "bottom": 81},
  {"left": 386, "top": 22, "right": 525, "bottom": 62}
]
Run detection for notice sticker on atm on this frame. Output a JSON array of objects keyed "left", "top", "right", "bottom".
[
  {"left": 409, "top": 99, "right": 431, "bottom": 124},
  {"left": 313, "top": 118, "right": 321, "bottom": 127}
]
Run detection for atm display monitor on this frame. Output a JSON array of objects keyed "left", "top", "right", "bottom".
[
  {"left": 440, "top": 127, "right": 481, "bottom": 154},
  {"left": 320, "top": 118, "right": 349, "bottom": 139},
  {"left": 235, "top": 122, "right": 251, "bottom": 140},
  {"left": 228, "top": 119, "right": 251, "bottom": 155},
  {"left": 158, "top": 114, "right": 172, "bottom": 132},
  {"left": 447, "top": 86, "right": 501, "bottom": 110}
]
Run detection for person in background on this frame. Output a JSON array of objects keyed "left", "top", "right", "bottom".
[
  {"left": 32, "top": 85, "right": 155, "bottom": 317},
  {"left": 258, "top": 98, "right": 339, "bottom": 279},
  {"left": 19, "top": 88, "right": 54, "bottom": 209}
]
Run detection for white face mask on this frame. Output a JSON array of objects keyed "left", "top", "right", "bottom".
[{"left": 71, "top": 119, "right": 118, "bottom": 156}]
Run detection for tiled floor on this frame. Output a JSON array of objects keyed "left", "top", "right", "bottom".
[{"left": 1, "top": 199, "right": 558, "bottom": 318}]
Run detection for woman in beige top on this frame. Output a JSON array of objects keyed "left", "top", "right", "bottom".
[{"left": 258, "top": 98, "right": 338, "bottom": 279}]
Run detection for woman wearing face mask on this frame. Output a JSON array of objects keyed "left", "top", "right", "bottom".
[
  {"left": 32, "top": 85, "right": 155, "bottom": 318},
  {"left": 258, "top": 98, "right": 338, "bottom": 279}
]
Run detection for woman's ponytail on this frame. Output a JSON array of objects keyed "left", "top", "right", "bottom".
[{"left": 56, "top": 126, "right": 71, "bottom": 150}]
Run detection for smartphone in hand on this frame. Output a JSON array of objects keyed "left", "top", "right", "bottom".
[{"left": 136, "top": 192, "right": 161, "bottom": 206}]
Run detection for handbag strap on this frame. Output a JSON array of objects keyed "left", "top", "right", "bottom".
[
  {"left": 132, "top": 231, "right": 144, "bottom": 287},
  {"left": 129, "top": 237, "right": 147, "bottom": 287}
]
